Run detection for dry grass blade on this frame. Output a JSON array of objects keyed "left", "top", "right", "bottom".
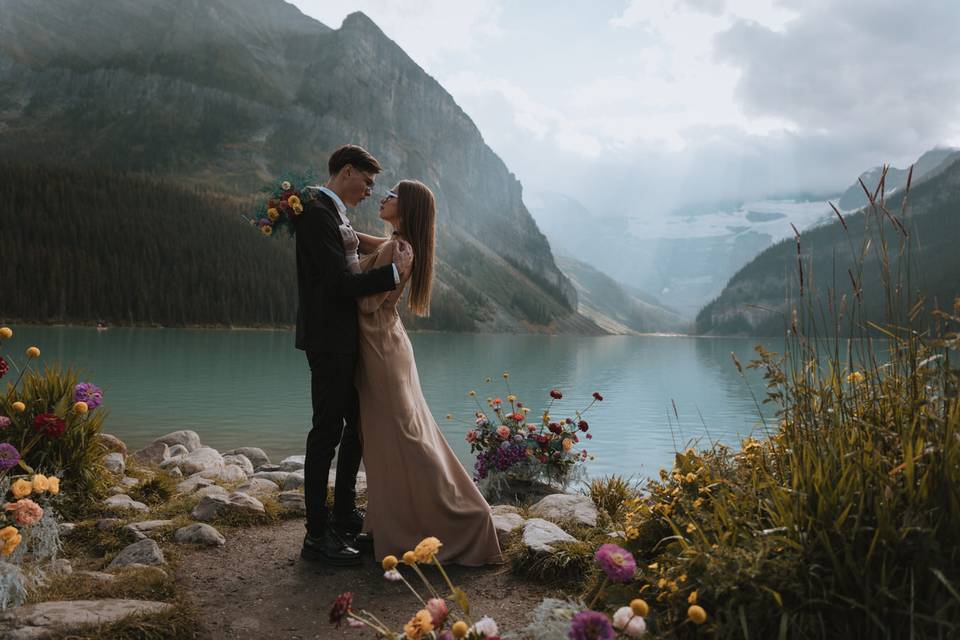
[{"left": 829, "top": 201, "right": 848, "bottom": 230}]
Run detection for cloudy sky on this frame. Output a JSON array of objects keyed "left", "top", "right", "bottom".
[{"left": 293, "top": 0, "right": 960, "bottom": 215}]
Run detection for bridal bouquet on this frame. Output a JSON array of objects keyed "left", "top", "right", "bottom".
[
  {"left": 458, "top": 374, "right": 602, "bottom": 493},
  {"left": 247, "top": 171, "right": 320, "bottom": 237}
]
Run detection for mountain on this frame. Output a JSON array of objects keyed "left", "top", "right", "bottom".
[
  {"left": 837, "top": 147, "right": 960, "bottom": 211},
  {"left": 0, "top": 0, "right": 597, "bottom": 333},
  {"left": 696, "top": 155, "right": 960, "bottom": 336},
  {"left": 556, "top": 256, "right": 689, "bottom": 335}
]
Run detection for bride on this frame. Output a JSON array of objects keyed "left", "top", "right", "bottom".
[{"left": 340, "top": 179, "right": 502, "bottom": 566}]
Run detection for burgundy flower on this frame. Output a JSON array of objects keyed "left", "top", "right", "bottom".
[
  {"left": 0, "top": 416, "right": 10, "bottom": 430},
  {"left": 329, "top": 592, "right": 353, "bottom": 627},
  {"left": 33, "top": 413, "right": 66, "bottom": 439},
  {"left": 548, "top": 422, "right": 563, "bottom": 435},
  {"left": 550, "top": 389, "right": 563, "bottom": 400},
  {"left": 0, "top": 356, "right": 8, "bottom": 379},
  {"left": 593, "top": 392, "right": 603, "bottom": 401},
  {"left": 578, "top": 420, "right": 589, "bottom": 432}
]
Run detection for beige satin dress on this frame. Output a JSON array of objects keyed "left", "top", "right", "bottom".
[{"left": 355, "top": 241, "right": 503, "bottom": 566}]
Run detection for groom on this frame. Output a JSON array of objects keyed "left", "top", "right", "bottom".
[{"left": 294, "top": 144, "right": 412, "bottom": 565}]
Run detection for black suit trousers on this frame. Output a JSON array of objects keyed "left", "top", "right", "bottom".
[{"left": 304, "top": 350, "right": 363, "bottom": 536}]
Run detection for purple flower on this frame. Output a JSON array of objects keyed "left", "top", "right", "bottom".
[
  {"left": 568, "top": 610, "right": 615, "bottom": 640},
  {"left": 74, "top": 382, "right": 103, "bottom": 410},
  {"left": 0, "top": 356, "right": 8, "bottom": 379},
  {"left": 0, "top": 443, "right": 20, "bottom": 471},
  {"left": 594, "top": 543, "right": 637, "bottom": 583},
  {"left": 0, "top": 416, "right": 10, "bottom": 430}
]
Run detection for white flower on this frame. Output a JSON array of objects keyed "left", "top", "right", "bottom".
[
  {"left": 471, "top": 616, "right": 498, "bottom": 637},
  {"left": 383, "top": 569, "right": 402, "bottom": 582},
  {"left": 613, "top": 607, "right": 647, "bottom": 637},
  {"left": 624, "top": 615, "right": 647, "bottom": 637},
  {"left": 281, "top": 180, "right": 292, "bottom": 190},
  {"left": 612, "top": 607, "right": 633, "bottom": 630}
]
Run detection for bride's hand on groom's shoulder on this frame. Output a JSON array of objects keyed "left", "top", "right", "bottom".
[{"left": 394, "top": 239, "right": 413, "bottom": 279}]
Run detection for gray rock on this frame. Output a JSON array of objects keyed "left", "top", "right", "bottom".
[
  {"left": 281, "top": 470, "right": 305, "bottom": 491},
  {"left": 106, "top": 539, "right": 165, "bottom": 570},
  {"left": 97, "top": 433, "right": 128, "bottom": 455},
  {"left": 491, "top": 504, "right": 521, "bottom": 516},
  {"left": 194, "top": 485, "right": 229, "bottom": 498},
  {"left": 167, "top": 444, "right": 189, "bottom": 458},
  {"left": 279, "top": 455, "right": 305, "bottom": 471},
  {"left": 178, "top": 447, "right": 224, "bottom": 476},
  {"left": 277, "top": 491, "right": 305, "bottom": 511},
  {"left": 236, "top": 478, "right": 280, "bottom": 496},
  {"left": 74, "top": 571, "right": 115, "bottom": 582},
  {"left": 227, "top": 447, "right": 270, "bottom": 470},
  {"left": 328, "top": 470, "right": 367, "bottom": 493},
  {"left": 174, "top": 523, "right": 225, "bottom": 547},
  {"left": 153, "top": 430, "right": 202, "bottom": 452},
  {"left": 96, "top": 518, "right": 122, "bottom": 530},
  {"left": 222, "top": 454, "right": 254, "bottom": 476},
  {"left": 191, "top": 492, "right": 264, "bottom": 522},
  {"left": 132, "top": 441, "right": 169, "bottom": 466},
  {"left": 256, "top": 463, "right": 282, "bottom": 473},
  {"left": 126, "top": 520, "right": 174, "bottom": 533},
  {"left": 49, "top": 559, "right": 72, "bottom": 576},
  {"left": 529, "top": 493, "right": 599, "bottom": 528},
  {"left": 108, "top": 485, "right": 127, "bottom": 495},
  {"left": 522, "top": 518, "right": 578, "bottom": 553},
  {"left": 167, "top": 466, "right": 183, "bottom": 478},
  {"left": 176, "top": 474, "right": 214, "bottom": 494},
  {"left": 228, "top": 491, "right": 265, "bottom": 513},
  {"left": 58, "top": 523, "right": 76, "bottom": 536},
  {"left": 218, "top": 464, "right": 247, "bottom": 483},
  {"left": 102, "top": 494, "right": 148, "bottom": 512},
  {"left": 492, "top": 513, "right": 526, "bottom": 545},
  {"left": 120, "top": 476, "right": 139, "bottom": 489},
  {"left": 103, "top": 452, "right": 126, "bottom": 475},
  {"left": 0, "top": 600, "right": 172, "bottom": 639},
  {"left": 251, "top": 471, "right": 292, "bottom": 485}
]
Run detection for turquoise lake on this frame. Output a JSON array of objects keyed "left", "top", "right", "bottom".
[{"left": 4, "top": 326, "right": 781, "bottom": 481}]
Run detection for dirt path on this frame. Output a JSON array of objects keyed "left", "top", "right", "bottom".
[{"left": 177, "top": 519, "right": 552, "bottom": 639}]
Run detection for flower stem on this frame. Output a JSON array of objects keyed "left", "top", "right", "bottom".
[
  {"left": 410, "top": 563, "right": 441, "bottom": 600},
  {"left": 588, "top": 577, "right": 609, "bottom": 609},
  {"left": 398, "top": 572, "right": 427, "bottom": 606}
]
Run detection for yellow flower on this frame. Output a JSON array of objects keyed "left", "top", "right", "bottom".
[
  {"left": 382, "top": 555, "right": 398, "bottom": 571},
  {"left": 260, "top": 225, "right": 273, "bottom": 237},
  {"left": 32, "top": 474, "right": 49, "bottom": 493},
  {"left": 685, "top": 472, "right": 697, "bottom": 483},
  {"left": 73, "top": 401, "right": 89, "bottom": 415},
  {"left": 26, "top": 346, "right": 40, "bottom": 358},
  {"left": 287, "top": 195, "right": 301, "bottom": 208},
  {"left": 0, "top": 526, "right": 21, "bottom": 556},
  {"left": 280, "top": 181, "right": 292, "bottom": 190},
  {"left": 630, "top": 599, "right": 649, "bottom": 617},
  {"left": 686, "top": 522, "right": 697, "bottom": 533},
  {"left": 451, "top": 620, "right": 469, "bottom": 638},
  {"left": 11, "top": 479, "right": 32, "bottom": 499},
  {"left": 657, "top": 578, "right": 667, "bottom": 589},
  {"left": 11, "top": 401, "right": 25, "bottom": 413},
  {"left": 507, "top": 394, "right": 516, "bottom": 402},
  {"left": 413, "top": 536, "right": 442, "bottom": 563},
  {"left": 292, "top": 203, "right": 304, "bottom": 215},
  {"left": 468, "top": 390, "right": 476, "bottom": 397},
  {"left": 521, "top": 407, "right": 530, "bottom": 414},
  {"left": 403, "top": 609, "right": 434, "bottom": 639},
  {"left": 47, "top": 477, "right": 60, "bottom": 495},
  {"left": 267, "top": 207, "right": 280, "bottom": 221},
  {"left": 688, "top": 605, "right": 708, "bottom": 625},
  {"left": 402, "top": 551, "right": 417, "bottom": 565},
  {"left": 562, "top": 438, "right": 573, "bottom": 451},
  {"left": 647, "top": 562, "right": 658, "bottom": 570},
  {"left": 847, "top": 371, "right": 865, "bottom": 384},
  {"left": 688, "top": 590, "right": 698, "bottom": 604},
  {"left": 0, "top": 327, "right": 11, "bottom": 339}
]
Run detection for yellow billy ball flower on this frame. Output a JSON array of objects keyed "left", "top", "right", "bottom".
[
  {"left": 381, "top": 555, "right": 398, "bottom": 571},
  {"left": 47, "top": 477, "right": 60, "bottom": 495},
  {"left": 260, "top": 225, "right": 273, "bottom": 237},
  {"left": 73, "top": 401, "right": 89, "bottom": 414},
  {"left": 32, "top": 474, "right": 50, "bottom": 493},
  {"left": 287, "top": 195, "right": 301, "bottom": 208},
  {"left": 688, "top": 605, "right": 707, "bottom": 625},
  {"left": 11, "top": 479, "right": 32, "bottom": 499},
  {"left": 630, "top": 598, "right": 649, "bottom": 617},
  {"left": 11, "top": 401, "right": 26, "bottom": 413},
  {"left": 402, "top": 551, "right": 417, "bottom": 565},
  {"left": 0, "top": 327, "right": 12, "bottom": 339},
  {"left": 451, "top": 621, "right": 469, "bottom": 638},
  {"left": 267, "top": 207, "right": 280, "bottom": 221},
  {"left": 507, "top": 394, "right": 516, "bottom": 402},
  {"left": 26, "top": 346, "right": 40, "bottom": 358}
]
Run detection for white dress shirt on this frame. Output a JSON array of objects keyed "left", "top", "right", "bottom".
[{"left": 318, "top": 186, "right": 400, "bottom": 284}]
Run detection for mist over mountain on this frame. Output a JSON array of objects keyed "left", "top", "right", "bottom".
[
  {"left": 0, "top": 0, "right": 598, "bottom": 333},
  {"left": 837, "top": 147, "right": 960, "bottom": 211}
]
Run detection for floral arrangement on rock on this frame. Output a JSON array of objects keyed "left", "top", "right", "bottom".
[
  {"left": 247, "top": 171, "right": 321, "bottom": 237},
  {"left": 0, "top": 326, "right": 101, "bottom": 609},
  {"left": 453, "top": 373, "right": 602, "bottom": 494}
]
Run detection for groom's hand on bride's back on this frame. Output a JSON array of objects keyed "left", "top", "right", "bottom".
[{"left": 394, "top": 240, "right": 413, "bottom": 280}]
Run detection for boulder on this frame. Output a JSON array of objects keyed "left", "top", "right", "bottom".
[
  {"left": 106, "top": 539, "right": 166, "bottom": 570},
  {"left": 328, "top": 470, "right": 368, "bottom": 493},
  {"left": 529, "top": 494, "right": 599, "bottom": 528},
  {"left": 228, "top": 491, "right": 265, "bottom": 513},
  {"left": 159, "top": 455, "right": 185, "bottom": 470},
  {"left": 227, "top": 447, "right": 270, "bottom": 470},
  {"left": 176, "top": 474, "right": 214, "bottom": 494},
  {"left": 218, "top": 464, "right": 248, "bottom": 483},
  {"left": 279, "top": 455, "right": 305, "bottom": 471},
  {"left": 251, "top": 471, "right": 292, "bottom": 486},
  {"left": 132, "top": 441, "right": 168, "bottom": 466},
  {"left": 97, "top": 433, "right": 127, "bottom": 455},
  {"left": 194, "top": 485, "right": 229, "bottom": 499},
  {"left": 522, "top": 518, "right": 578, "bottom": 553},
  {"left": 166, "top": 444, "right": 189, "bottom": 458},
  {"left": 178, "top": 447, "right": 224, "bottom": 476},
  {"left": 222, "top": 454, "right": 254, "bottom": 476},
  {"left": 174, "top": 523, "right": 225, "bottom": 547},
  {"left": 191, "top": 492, "right": 264, "bottom": 522},
  {"left": 153, "top": 430, "right": 202, "bottom": 452},
  {"left": 256, "top": 463, "right": 282, "bottom": 473},
  {"left": 119, "top": 476, "right": 139, "bottom": 489},
  {"left": 491, "top": 504, "right": 521, "bottom": 516},
  {"left": 102, "top": 494, "right": 148, "bottom": 513},
  {"left": 492, "top": 513, "right": 526, "bottom": 546},
  {"left": 281, "top": 470, "right": 305, "bottom": 491},
  {"left": 0, "top": 600, "right": 172, "bottom": 639},
  {"left": 236, "top": 478, "right": 280, "bottom": 496},
  {"left": 103, "top": 452, "right": 126, "bottom": 475},
  {"left": 58, "top": 523, "right": 76, "bottom": 537},
  {"left": 277, "top": 491, "right": 305, "bottom": 511},
  {"left": 125, "top": 520, "right": 174, "bottom": 533},
  {"left": 167, "top": 467, "right": 183, "bottom": 478}
]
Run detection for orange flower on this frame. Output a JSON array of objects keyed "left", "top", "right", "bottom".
[
  {"left": 403, "top": 609, "right": 434, "bottom": 639},
  {"left": 0, "top": 526, "right": 21, "bottom": 556}
]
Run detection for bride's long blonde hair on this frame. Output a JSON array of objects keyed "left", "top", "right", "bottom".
[{"left": 396, "top": 179, "right": 436, "bottom": 317}]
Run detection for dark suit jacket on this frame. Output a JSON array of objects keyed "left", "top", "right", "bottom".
[{"left": 294, "top": 190, "right": 396, "bottom": 354}]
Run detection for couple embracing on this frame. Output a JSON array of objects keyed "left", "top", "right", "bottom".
[{"left": 294, "top": 144, "right": 502, "bottom": 567}]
